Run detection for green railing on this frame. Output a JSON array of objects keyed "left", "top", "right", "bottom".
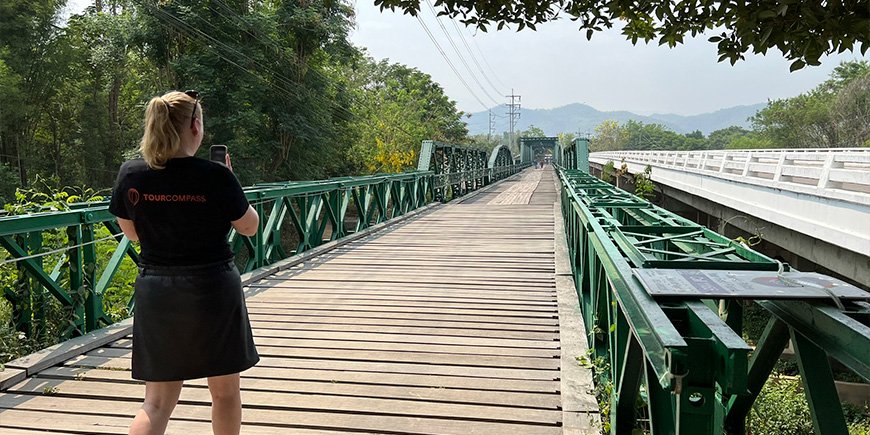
[
  {"left": 0, "top": 163, "right": 527, "bottom": 341},
  {"left": 557, "top": 167, "right": 870, "bottom": 434}
]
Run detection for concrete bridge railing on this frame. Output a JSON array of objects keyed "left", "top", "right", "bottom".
[{"left": 590, "top": 148, "right": 870, "bottom": 204}]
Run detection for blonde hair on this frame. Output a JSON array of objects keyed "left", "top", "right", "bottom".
[{"left": 139, "top": 91, "right": 200, "bottom": 169}]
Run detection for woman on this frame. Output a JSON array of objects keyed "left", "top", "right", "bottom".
[{"left": 109, "top": 91, "right": 260, "bottom": 435}]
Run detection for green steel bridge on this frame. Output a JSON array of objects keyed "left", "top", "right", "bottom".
[{"left": 0, "top": 138, "right": 867, "bottom": 434}]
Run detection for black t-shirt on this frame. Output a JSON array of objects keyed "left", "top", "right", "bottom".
[{"left": 109, "top": 157, "right": 250, "bottom": 266}]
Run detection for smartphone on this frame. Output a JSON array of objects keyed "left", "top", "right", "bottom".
[{"left": 209, "top": 145, "right": 227, "bottom": 165}]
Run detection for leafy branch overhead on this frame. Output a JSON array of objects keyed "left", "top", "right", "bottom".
[{"left": 374, "top": 0, "right": 869, "bottom": 70}]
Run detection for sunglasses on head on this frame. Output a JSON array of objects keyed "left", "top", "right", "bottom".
[{"left": 184, "top": 90, "right": 200, "bottom": 128}]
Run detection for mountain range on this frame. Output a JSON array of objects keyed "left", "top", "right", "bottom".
[{"left": 464, "top": 102, "right": 767, "bottom": 137}]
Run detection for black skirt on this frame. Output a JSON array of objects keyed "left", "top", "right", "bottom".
[{"left": 131, "top": 260, "right": 259, "bottom": 381}]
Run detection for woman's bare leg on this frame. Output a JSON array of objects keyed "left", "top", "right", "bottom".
[
  {"left": 129, "top": 381, "right": 183, "bottom": 435},
  {"left": 208, "top": 373, "right": 242, "bottom": 435}
]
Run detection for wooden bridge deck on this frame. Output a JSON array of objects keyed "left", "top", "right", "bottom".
[{"left": 0, "top": 169, "right": 597, "bottom": 434}]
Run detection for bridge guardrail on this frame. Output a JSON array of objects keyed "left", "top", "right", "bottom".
[
  {"left": 0, "top": 162, "right": 527, "bottom": 341},
  {"left": 556, "top": 165, "right": 870, "bottom": 434},
  {"left": 590, "top": 149, "right": 870, "bottom": 203}
]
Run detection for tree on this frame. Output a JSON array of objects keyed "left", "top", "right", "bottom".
[
  {"left": 708, "top": 126, "right": 750, "bottom": 150},
  {"left": 374, "top": 0, "right": 868, "bottom": 70},
  {"left": 346, "top": 57, "right": 468, "bottom": 173},
  {"left": 520, "top": 125, "right": 546, "bottom": 138},
  {"left": 750, "top": 61, "right": 870, "bottom": 149},
  {"left": 592, "top": 120, "right": 625, "bottom": 152},
  {"left": 0, "top": 0, "right": 70, "bottom": 185},
  {"left": 830, "top": 72, "right": 870, "bottom": 148},
  {"left": 467, "top": 133, "right": 501, "bottom": 152},
  {"left": 726, "top": 133, "right": 774, "bottom": 150},
  {"left": 558, "top": 132, "right": 576, "bottom": 148}
]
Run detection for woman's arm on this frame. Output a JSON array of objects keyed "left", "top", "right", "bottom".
[
  {"left": 117, "top": 218, "right": 139, "bottom": 241},
  {"left": 232, "top": 206, "right": 260, "bottom": 237}
]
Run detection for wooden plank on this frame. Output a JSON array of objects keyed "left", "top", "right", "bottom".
[
  {"left": 39, "top": 365, "right": 559, "bottom": 393},
  {"left": 264, "top": 276, "right": 554, "bottom": 292},
  {"left": 107, "top": 337, "right": 558, "bottom": 359},
  {"left": 0, "top": 368, "right": 26, "bottom": 391},
  {"left": 83, "top": 346, "right": 560, "bottom": 370},
  {"left": 0, "top": 395, "right": 560, "bottom": 435},
  {"left": 2, "top": 319, "right": 132, "bottom": 381},
  {"left": 243, "top": 304, "right": 557, "bottom": 320},
  {"left": 300, "top": 260, "right": 557, "bottom": 271},
  {"left": 0, "top": 408, "right": 257, "bottom": 434},
  {"left": 242, "top": 298, "right": 558, "bottom": 313},
  {"left": 245, "top": 288, "right": 558, "bottom": 302},
  {"left": 245, "top": 311, "right": 561, "bottom": 328},
  {"left": 328, "top": 249, "right": 555, "bottom": 259},
  {"left": 247, "top": 322, "right": 559, "bottom": 341},
  {"left": 0, "top": 428, "right": 72, "bottom": 435},
  {"left": 35, "top": 367, "right": 561, "bottom": 409},
  {"left": 5, "top": 378, "right": 562, "bottom": 425},
  {"left": 64, "top": 355, "right": 559, "bottom": 381},
  {"left": 275, "top": 268, "right": 558, "bottom": 280},
  {"left": 249, "top": 280, "right": 557, "bottom": 293},
  {"left": 113, "top": 328, "right": 560, "bottom": 349}
]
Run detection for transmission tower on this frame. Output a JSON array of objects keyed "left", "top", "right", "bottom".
[
  {"left": 488, "top": 110, "right": 496, "bottom": 141},
  {"left": 506, "top": 90, "right": 521, "bottom": 149}
]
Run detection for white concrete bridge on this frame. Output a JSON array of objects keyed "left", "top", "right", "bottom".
[{"left": 588, "top": 148, "right": 870, "bottom": 287}]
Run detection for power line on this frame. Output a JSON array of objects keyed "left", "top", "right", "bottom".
[
  {"left": 147, "top": 6, "right": 309, "bottom": 105},
  {"left": 468, "top": 32, "right": 509, "bottom": 90},
  {"left": 415, "top": 15, "right": 489, "bottom": 111},
  {"left": 423, "top": 0, "right": 500, "bottom": 107},
  {"left": 448, "top": 18, "right": 503, "bottom": 98}
]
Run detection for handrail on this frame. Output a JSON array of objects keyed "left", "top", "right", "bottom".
[
  {"left": 556, "top": 165, "right": 870, "bottom": 434},
  {"left": 0, "top": 164, "right": 527, "bottom": 341},
  {"left": 589, "top": 149, "right": 870, "bottom": 199}
]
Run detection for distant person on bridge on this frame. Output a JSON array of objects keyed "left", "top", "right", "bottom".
[{"left": 109, "top": 90, "right": 260, "bottom": 435}]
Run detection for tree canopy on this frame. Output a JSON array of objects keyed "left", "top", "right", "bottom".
[
  {"left": 0, "top": 0, "right": 470, "bottom": 204},
  {"left": 375, "top": 0, "right": 869, "bottom": 70}
]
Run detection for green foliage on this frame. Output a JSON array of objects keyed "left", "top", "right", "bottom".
[
  {"left": 750, "top": 377, "right": 814, "bottom": 435},
  {"left": 601, "top": 161, "right": 615, "bottom": 183},
  {"left": 375, "top": 1, "right": 867, "bottom": 68},
  {"left": 467, "top": 133, "right": 501, "bottom": 152},
  {"left": 520, "top": 125, "right": 546, "bottom": 138},
  {"left": 578, "top": 349, "right": 614, "bottom": 433},
  {"left": 0, "top": 0, "right": 470, "bottom": 190},
  {"left": 346, "top": 57, "right": 468, "bottom": 173},
  {"left": 592, "top": 119, "right": 710, "bottom": 152},
  {"left": 3, "top": 176, "right": 107, "bottom": 215},
  {"left": 558, "top": 132, "right": 577, "bottom": 148},
  {"left": 0, "top": 182, "right": 138, "bottom": 364},
  {"left": 749, "top": 376, "right": 870, "bottom": 435},
  {"left": 725, "top": 132, "right": 776, "bottom": 150},
  {"left": 634, "top": 165, "right": 655, "bottom": 200},
  {"left": 752, "top": 61, "right": 870, "bottom": 149},
  {"left": 708, "top": 126, "right": 750, "bottom": 150}
]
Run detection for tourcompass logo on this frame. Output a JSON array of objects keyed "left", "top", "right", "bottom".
[{"left": 128, "top": 188, "right": 140, "bottom": 206}]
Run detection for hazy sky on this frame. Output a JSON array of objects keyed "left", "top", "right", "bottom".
[
  {"left": 351, "top": 2, "right": 867, "bottom": 116},
  {"left": 67, "top": 0, "right": 868, "bottom": 116}
]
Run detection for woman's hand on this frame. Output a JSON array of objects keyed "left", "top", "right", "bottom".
[{"left": 225, "top": 152, "right": 234, "bottom": 172}]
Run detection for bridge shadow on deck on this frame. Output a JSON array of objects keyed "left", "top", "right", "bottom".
[{"left": 0, "top": 168, "right": 597, "bottom": 434}]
